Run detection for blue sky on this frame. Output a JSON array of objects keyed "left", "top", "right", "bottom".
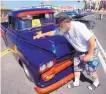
[{"left": 2, "top": 0, "right": 85, "bottom": 9}]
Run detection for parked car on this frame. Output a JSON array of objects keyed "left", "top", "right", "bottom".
[
  {"left": 64, "top": 10, "right": 79, "bottom": 17},
  {"left": 1, "top": 8, "right": 75, "bottom": 94}
]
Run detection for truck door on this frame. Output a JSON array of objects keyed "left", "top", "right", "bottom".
[{"left": 6, "top": 16, "right": 17, "bottom": 50}]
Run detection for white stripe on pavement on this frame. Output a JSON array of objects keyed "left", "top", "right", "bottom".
[
  {"left": 90, "top": 30, "right": 106, "bottom": 74},
  {"left": 98, "top": 52, "right": 106, "bottom": 74},
  {"left": 94, "top": 35, "right": 106, "bottom": 59},
  {"left": 94, "top": 35, "right": 106, "bottom": 74}
]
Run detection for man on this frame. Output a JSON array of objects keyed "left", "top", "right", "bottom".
[
  {"left": 33, "top": 12, "right": 99, "bottom": 90},
  {"left": 99, "top": 8, "right": 104, "bottom": 20}
]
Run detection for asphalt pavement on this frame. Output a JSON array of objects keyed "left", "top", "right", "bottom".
[
  {"left": 84, "top": 13, "right": 106, "bottom": 51},
  {"left": 1, "top": 13, "right": 106, "bottom": 94}
]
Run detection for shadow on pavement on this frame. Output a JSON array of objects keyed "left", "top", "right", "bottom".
[{"left": 80, "top": 73, "right": 93, "bottom": 84}]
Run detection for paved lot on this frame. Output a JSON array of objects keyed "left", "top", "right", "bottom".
[
  {"left": 85, "top": 13, "right": 106, "bottom": 51},
  {"left": 1, "top": 14, "right": 106, "bottom": 94}
]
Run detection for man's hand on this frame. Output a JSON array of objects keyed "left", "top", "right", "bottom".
[
  {"left": 33, "top": 34, "right": 45, "bottom": 39},
  {"left": 81, "top": 54, "right": 93, "bottom": 62},
  {"left": 80, "top": 35, "right": 95, "bottom": 62},
  {"left": 33, "top": 31, "right": 55, "bottom": 39}
]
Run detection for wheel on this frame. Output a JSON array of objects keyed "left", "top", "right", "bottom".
[{"left": 22, "top": 63, "right": 33, "bottom": 82}]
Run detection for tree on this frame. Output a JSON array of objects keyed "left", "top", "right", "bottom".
[{"left": 83, "top": 0, "right": 90, "bottom": 10}]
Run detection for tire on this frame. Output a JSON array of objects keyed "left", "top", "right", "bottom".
[{"left": 22, "top": 63, "right": 33, "bottom": 82}]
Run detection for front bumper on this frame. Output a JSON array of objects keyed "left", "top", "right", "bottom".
[
  {"left": 34, "top": 73, "right": 74, "bottom": 94},
  {"left": 34, "top": 59, "right": 74, "bottom": 94}
]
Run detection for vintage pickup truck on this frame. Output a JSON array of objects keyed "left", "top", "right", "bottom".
[{"left": 1, "top": 8, "right": 76, "bottom": 94}]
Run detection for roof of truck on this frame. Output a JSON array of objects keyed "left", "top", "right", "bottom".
[{"left": 9, "top": 8, "right": 54, "bottom": 17}]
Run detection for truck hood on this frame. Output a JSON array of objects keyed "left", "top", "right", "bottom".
[{"left": 19, "top": 31, "right": 74, "bottom": 58}]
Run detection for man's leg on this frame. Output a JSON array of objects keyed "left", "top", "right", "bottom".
[
  {"left": 67, "top": 71, "right": 81, "bottom": 88},
  {"left": 73, "top": 71, "right": 81, "bottom": 86},
  {"left": 88, "top": 71, "right": 99, "bottom": 90},
  {"left": 92, "top": 72, "right": 99, "bottom": 87},
  {"left": 67, "top": 54, "right": 83, "bottom": 88}
]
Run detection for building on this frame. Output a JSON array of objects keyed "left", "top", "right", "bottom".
[
  {"left": 95, "top": 0, "right": 106, "bottom": 10},
  {"left": 1, "top": 7, "right": 12, "bottom": 22},
  {"left": 99, "top": 0, "right": 106, "bottom": 10},
  {"left": 95, "top": 0, "right": 101, "bottom": 10}
]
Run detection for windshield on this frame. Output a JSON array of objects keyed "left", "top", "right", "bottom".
[{"left": 17, "top": 13, "right": 54, "bottom": 30}]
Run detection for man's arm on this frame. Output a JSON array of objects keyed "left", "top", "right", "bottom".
[
  {"left": 42, "top": 31, "right": 55, "bottom": 36},
  {"left": 33, "top": 31, "right": 55, "bottom": 39},
  {"left": 88, "top": 35, "right": 95, "bottom": 56},
  {"left": 82, "top": 35, "right": 95, "bottom": 62}
]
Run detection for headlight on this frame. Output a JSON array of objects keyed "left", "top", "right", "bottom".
[
  {"left": 39, "top": 60, "right": 55, "bottom": 73},
  {"left": 47, "top": 61, "right": 54, "bottom": 68},
  {"left": 39, "top": 64, "right": 46, "bottom": 72}
]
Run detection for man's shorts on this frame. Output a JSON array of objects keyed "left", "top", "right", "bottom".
[{"left": 73, "top": 50, "right": 98, "bottom": 75}]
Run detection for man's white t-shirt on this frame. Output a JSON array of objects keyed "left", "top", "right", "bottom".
[{"left": 64, "top": 21, "right": 93, "bottom": 52}]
